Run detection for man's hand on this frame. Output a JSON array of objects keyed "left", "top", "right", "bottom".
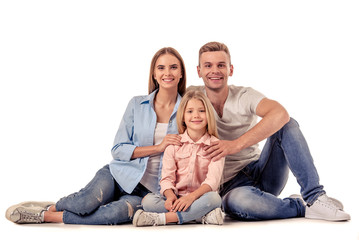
[{"left": 203, "top": 140, "right": 239, "bottom": 161}]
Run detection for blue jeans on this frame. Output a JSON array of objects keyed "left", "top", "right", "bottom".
[
  {"left": 221, "top": 118, "right": 324, "bottom": 220},
  {"left": 142, "top": 192, "right": 222, "bottom": 224},
  {"left": 56, "top": 165, "right": 149, "bottom": 225}
]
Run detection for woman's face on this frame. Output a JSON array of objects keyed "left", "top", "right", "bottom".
[{"left": 153, "top": 54, "right": 182, "bottom": 91}]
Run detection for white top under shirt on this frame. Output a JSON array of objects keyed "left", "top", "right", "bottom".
[
  {"left": 187, "top": 85, "right": 266, "bottom": 183},
  {"left": 140, "top": 122, "right": 168, "bottom": 193}
]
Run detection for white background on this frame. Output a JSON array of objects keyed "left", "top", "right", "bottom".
[{"left": 1, "top": 0, "right": 358, "bottom": 239}]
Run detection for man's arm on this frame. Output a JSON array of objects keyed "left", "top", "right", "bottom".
[{"left": 204, "top": 98, "right": 290, "bottom": 161}]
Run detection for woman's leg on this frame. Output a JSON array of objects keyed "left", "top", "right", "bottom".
[
  {"left": 62, "top": 195, "right": 142, "bottom": 225},
  {"left": 55, "top": 165, "right": 117, "bottom": 216}
]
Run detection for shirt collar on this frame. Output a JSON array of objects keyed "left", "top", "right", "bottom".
[
  {"left": 180, "top": 130, "right": 212, "bottom": 146},
  {"left": 140, "top": 90, "right": 182, "bottom": 109}
]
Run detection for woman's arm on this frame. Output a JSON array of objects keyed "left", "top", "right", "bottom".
[{"left": 131, "top": 134, "right": 181, "bottom": 159}]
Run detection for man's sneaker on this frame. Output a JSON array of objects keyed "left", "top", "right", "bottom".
[
  {"left": 289, "top": 194, "right": 344, "bottom": 210},
  {"left": 6, "top": 206, "right": 44, "bottom": 224},
  {"left": 132, "top": 210, "right": 165, "bottom": 227},
  {"left": 305, "top": 194, "right": 350, "bottom": 221},
  {"left": 6, "top": 201, "right": 55, "bottom": 222},
  {"left": 201, "top": 208, "right": 224, "bottom": 225}
]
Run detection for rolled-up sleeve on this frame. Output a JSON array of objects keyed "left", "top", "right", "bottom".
[
  {"left": 201, "top": 157, "right": 225, "bottom": 191},
  {"left": 111, "top": 97, "right": 137, "bottom": 161},
  {"left": 160, "top": 145, "right": 178, "bottom": 195}
]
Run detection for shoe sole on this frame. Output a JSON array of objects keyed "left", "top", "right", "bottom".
[{"left": 305, "top": 213, "right": 351, "bottom": 221}]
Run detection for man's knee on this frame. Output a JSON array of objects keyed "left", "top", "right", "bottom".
[{"left": 223, "top": 187, "right": 258, "bottom": 211}]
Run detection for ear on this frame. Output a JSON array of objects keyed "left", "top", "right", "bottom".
[
  {"left": 229, "top": 64, "right": 234, "bottom": 77},
  {"left": 197, "top": 65, "right": 201, "bottom": 78}
]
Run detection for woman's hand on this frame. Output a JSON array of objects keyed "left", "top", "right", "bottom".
[{"left": 157, "top": 134, "right": 182, "bottom": 153}]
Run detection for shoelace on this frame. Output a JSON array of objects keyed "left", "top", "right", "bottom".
[
  {"left": 143, "top": 213, "right": 159, "bottom": 226},
  {"left": 18, "top": 209, "right": 42, "bottom": 223}
]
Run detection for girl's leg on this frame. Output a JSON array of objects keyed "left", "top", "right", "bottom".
[
  {"left": 142, "top": 193, "right": 168, "bottom": 213},
  {"left": 176, "top": 192, "right": 221, "bottom": 224}
]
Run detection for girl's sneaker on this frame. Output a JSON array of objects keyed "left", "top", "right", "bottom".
[{"left": 201, "top": 208, "right": 224, "bottom": 225}]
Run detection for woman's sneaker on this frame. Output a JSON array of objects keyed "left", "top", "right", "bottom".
[
  {"left": 6, "top": 201, "right": 54, "bottom": 224},
  {"left": 201, "top": 208, "right": 224, "bottom": 225},
  {"left": 6, "top": 206, "right": 45, "bottom": 224}
]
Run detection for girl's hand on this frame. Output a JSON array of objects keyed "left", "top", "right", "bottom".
[
  {"left": 172, "top": 194, "right": 196, "bottom": 212},
  {"left": 164, "top": 197, "right": 177, "bottom": 212},
  {"left": 157, "top": 134, "right": 182, "bottom": 153}
]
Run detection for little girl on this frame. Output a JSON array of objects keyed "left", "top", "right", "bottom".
[{"left": 133, "top": 90, "right": 225, "bottom": 226}]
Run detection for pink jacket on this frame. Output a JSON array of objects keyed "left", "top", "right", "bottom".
[{"left": 160, "top": 131, "right": 225, "bottom": 196}]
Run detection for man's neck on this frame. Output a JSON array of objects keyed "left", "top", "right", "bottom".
[{"left": 205, "top": 85, "right": 229, "bottom": 118}]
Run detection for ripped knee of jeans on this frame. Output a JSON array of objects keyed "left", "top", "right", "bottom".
[{"left": 125, "top": 201, "right": 134, "bottom": 218}]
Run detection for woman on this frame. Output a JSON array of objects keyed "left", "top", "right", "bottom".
[{"left": 6, "top": 47, "right": 187, "bottom": 225}]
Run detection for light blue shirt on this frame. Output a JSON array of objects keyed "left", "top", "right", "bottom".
[{"left": 109, "top": 90, "right": 181, "bottom": 194}]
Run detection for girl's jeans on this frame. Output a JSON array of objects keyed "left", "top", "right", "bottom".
[
  {"left": 221, "top": 118, "right": 325, "bottom": 220},
  {"left": 56, "top": 164, "right": 149, "bottom": 225},
  {"left": 142, "top": 192, "right": 222, "bottom": 224}
]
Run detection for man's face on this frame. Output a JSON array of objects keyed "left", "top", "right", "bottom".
[{"left": 197, "top": 51, "right": 233, "bottom": 92}]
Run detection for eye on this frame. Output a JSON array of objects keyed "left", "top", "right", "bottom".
[
  {"left": 171, "top": 65, "right": 178, "bottom": 70},
  {"left": 204, "top": 64, "right": 211, "bottom": 68},
  {"left": 200, "top": 109, "right": 206, "bottom": 113},
  {"left": 186, "top": 110, "right": 193, "bottom": 113},
  {"left": 157, "top": 66, "right": 164, "bottom": 70},
  {"left": 218, "top": 64, "right": 225, "bottom": 68}
]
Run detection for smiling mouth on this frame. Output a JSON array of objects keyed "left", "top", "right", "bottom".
[
  {"left": 191, "top": 120, "right": 203, "bottom": 123},
  {"left": 162, "top": 78, "right": 174, "bottom": 82},
  {"left": 208, "top": 77, "right": 223, "bottom": 80}
]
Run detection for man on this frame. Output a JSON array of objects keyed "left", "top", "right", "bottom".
[{"left": 188, "top": 41, "right": 350, "bottom": 221}]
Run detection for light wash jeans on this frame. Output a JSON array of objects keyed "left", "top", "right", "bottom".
[
  {"left": 221, "top": 118, "right": 325, "bottom": 220},
  {"left": 142, "top": 192, "right": 222, "bottom": 224},
  {"left": 56, "top": 165, "right": 149, "bottom": 225}
]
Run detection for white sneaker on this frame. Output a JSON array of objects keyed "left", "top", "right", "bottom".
[
  {"left": 6, "top": 201, "right": 55, "bottom": 223},
  {"left": 201, "top": 208, "right": 224, "bottom": 225},
  {"left": 6, "top": 206, "right": 44, "bottom": 224},
  {"left": 132, "top": 210, "right": 165, "bottom": 227},
  {"left": 305, "top": 194, "right": 350, "bottom": 221},
  {"left": 289, "top": 194, "right": 344, "bottom": 210}
]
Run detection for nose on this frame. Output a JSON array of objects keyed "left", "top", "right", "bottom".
[
  {"left": 164, "top": 67, "right": 171, "bottom": 76},
  {"left": 210, "top": 65, "right": 220, "bottom": 74}
]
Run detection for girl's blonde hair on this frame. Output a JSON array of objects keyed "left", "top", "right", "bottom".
[
  {"left": 176, "top": 90, "right": 218, "bottom": 138},
  {"left": 148, "top": 47, "right": 187, "bottom": 96}
]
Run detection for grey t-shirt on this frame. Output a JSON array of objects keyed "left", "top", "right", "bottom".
[{"left": 187, "top": 85, "right": 266, "bottom": 183}]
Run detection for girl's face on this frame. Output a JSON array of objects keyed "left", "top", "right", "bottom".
[
  {"left": 153, "top": 54, "right": 182, "bottom": 91},
  {"left": 184, "top": 98, "right": 208, "bottom": 134}
]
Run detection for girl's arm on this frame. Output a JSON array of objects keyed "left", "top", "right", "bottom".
[{"left": 163, "top": 189, "right": 178, "bottom": 211}]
